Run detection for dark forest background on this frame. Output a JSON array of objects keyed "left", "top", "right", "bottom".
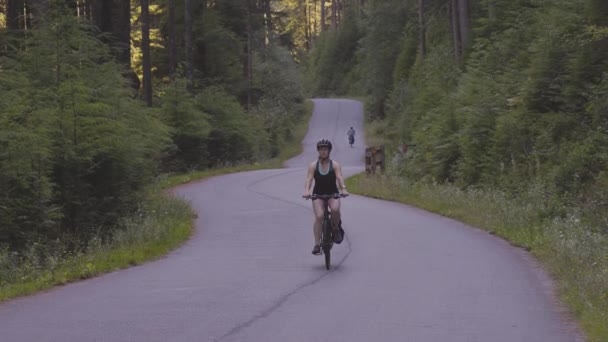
[{"left": 0, "top": 0, "right": 322, "bottom": 253}]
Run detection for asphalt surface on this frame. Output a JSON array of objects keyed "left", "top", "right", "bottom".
[{"left": 0, "top": 99, "right": 583, "bottom": 342}]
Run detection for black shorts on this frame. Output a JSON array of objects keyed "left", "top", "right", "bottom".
[{"left": 312, "top": 194, "right": 340, "bottom": 201}]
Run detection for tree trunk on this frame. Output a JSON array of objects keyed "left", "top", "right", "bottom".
[
  {"left": 331, "top": 0, "right": 336, "bottom": 30},
  {"left": 264, "top": 0, "right": 272, "bottom": 46},
  {"left": 418, "top": 0, "right": 425, "bottom": 58},
  {"left": 168, "top": 0, "right": 176, "bottom": 77},
  {"left": 65, "top": 0, "right": 77, "bottom": 12},
  {"left": 244, "top": 0, "right": 253, "bottom": 110},
  {"left": 458, "top": 0, "right": 471, "bottom": 52},
  {"left": 312, "top": 0, "right": 316, "bottom": 38},
  {"left": 488, "top": 0, "right": 495, "bottom": 21},
  {"left": 91, "top": 0, "right": 131, "bottom": 67},
  {"left": 27, "top": 0, "right": 51, "bottom": 24},
  {"left": 320, "top": 0, "right": 325, "bottom": 32},
  {"left": 7, "top": 0, "right": 25, "bottom": 30},
  {"left": 0, "top": 0, "right": 5, "bottom": 28},
  {"left": 450, "top": 0, "right": 461, "bottom": 63},
  {"left": 87, "top": 0, "right": 137, "bottom": 89},
  {"left": 75, "top": 0, "right": 83, "bottom": 18},
  {"left": 81, "top": 0, "right": 91, "bottom": 21},
  {"left": 184, "top": 0, "right": 193, "bottom": 91},
  {"left": 141, "top": 0, "right": 152, "bottom": 106},
  {"left": 337, "top": 0, "right": 341, "bottom": 27},
  {"left": 304, "top": 0, "right": 309, "bottom": 49}
]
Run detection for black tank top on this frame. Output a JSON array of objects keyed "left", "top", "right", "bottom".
[{"left": 313, "top": 160, "right": 338, "bottom": 195}]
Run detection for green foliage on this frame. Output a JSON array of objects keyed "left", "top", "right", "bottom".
[
  {"left": 254, "top": 44, "right": 304, "bottom": 108},
  {"left": 0, "top": 2, "right": 169, "bottom": 248},
  {"left": 0, "top": 190, "right": 193, "bottom": 301},
  {"left": 353, "top": 0, "right": 408, "bottom": 118},
  {"left": 586, "top": 0, "right": 608, "bottom": 24},
  {"left": 196, "top": 86, "right": 259, "bottom": 165},
  {"left": 303, "top": 33, "right": 331, "bottom": 95},
  {"left": 304, "top": 6, "right": 363, "bottom": 97},
  {"left": 374, "top": 0, "right": 608, "bottom": 198},
  {"left": 279, "top": 0, "right": 311, "bottom": 60},
  {"left": 0, "top": 67, "right": 58, "bottom": 247},
  {"left": 159, "top": 79, "right": 211, "bottom": 171},
  {"left": 253, "top": 44, "right": 305, "bottom": 157},
  {"left": 152, "top": 0, "right": 305, "bottom": 168},
  {"left": 196, "top": 7, "right": 245, "bottom": 89},
  {"left": 392, "top": 23, "right": 419, "bottom": 86}
]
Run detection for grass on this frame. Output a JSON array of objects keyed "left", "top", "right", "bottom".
[
  {"left": 346, "top": 173, "right": 608, "bottom": 342},
  {"left": 0, "top": 100, "right": 313, "bottom": 303},
  {"left": 0, "top": 194, "right": 194, "bottom": 302}
]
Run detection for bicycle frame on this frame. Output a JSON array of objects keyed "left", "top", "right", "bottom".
[
  {"left": 320, "top": 197, "right": 333, "bottom": 250},
  {"left": 309, "top": 193, "right": 343, "bottom": 270}
]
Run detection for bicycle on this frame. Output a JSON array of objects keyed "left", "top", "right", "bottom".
[{"left": 304, "top": 193, "right": 347, "bottom": 270}]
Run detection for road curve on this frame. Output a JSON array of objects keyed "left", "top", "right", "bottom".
[{"left": 0, "top": 99, "right": 582, "bottom": 342}]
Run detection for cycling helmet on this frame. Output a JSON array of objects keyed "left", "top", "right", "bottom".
[{"left": 316, "top": 139, "right": 332, "bottom": 151}]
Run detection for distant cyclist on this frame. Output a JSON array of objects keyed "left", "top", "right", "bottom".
[
  {"left": 347, "top": 127, "right": 355, "bottom": 147},
  {"left": 303, "top": 139, "right": 349, "bottom": 255}
]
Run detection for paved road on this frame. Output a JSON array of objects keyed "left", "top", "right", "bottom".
[{"left": 0, "top": 99, "right": 582, "bottom": 342}]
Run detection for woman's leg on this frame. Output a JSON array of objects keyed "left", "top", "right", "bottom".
[
  {"left": 312, "top": 199, "right": 325, "bottom": 245},
  {"left": 328, "top": 197, "right": 341, "bottom": 231}
]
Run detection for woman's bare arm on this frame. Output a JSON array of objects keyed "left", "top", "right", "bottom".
[
  {"left": 304, "top": 162, "right": 315, "bottom": 196},
  {"left": 333, "top": 161, "right": 349, "bottom": 195}
]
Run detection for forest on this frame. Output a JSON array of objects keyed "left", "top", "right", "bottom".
[{"left": 0, "top": 0, "right": 321, "bottom": 268}]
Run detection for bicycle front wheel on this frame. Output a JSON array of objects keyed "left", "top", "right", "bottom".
[
  {"left": 324, "top": 248, "right": 331, "bottom": 270},
  {"left": 321, "top": 217, "right": 332, "bottom": 270}
]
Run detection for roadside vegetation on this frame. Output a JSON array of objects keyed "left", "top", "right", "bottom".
[
  {"left": 347, "top": 172, "right": 607, "bottom": 340},
  {"left": 303, "top": 0, "right": 608, "bottom": 340}
]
